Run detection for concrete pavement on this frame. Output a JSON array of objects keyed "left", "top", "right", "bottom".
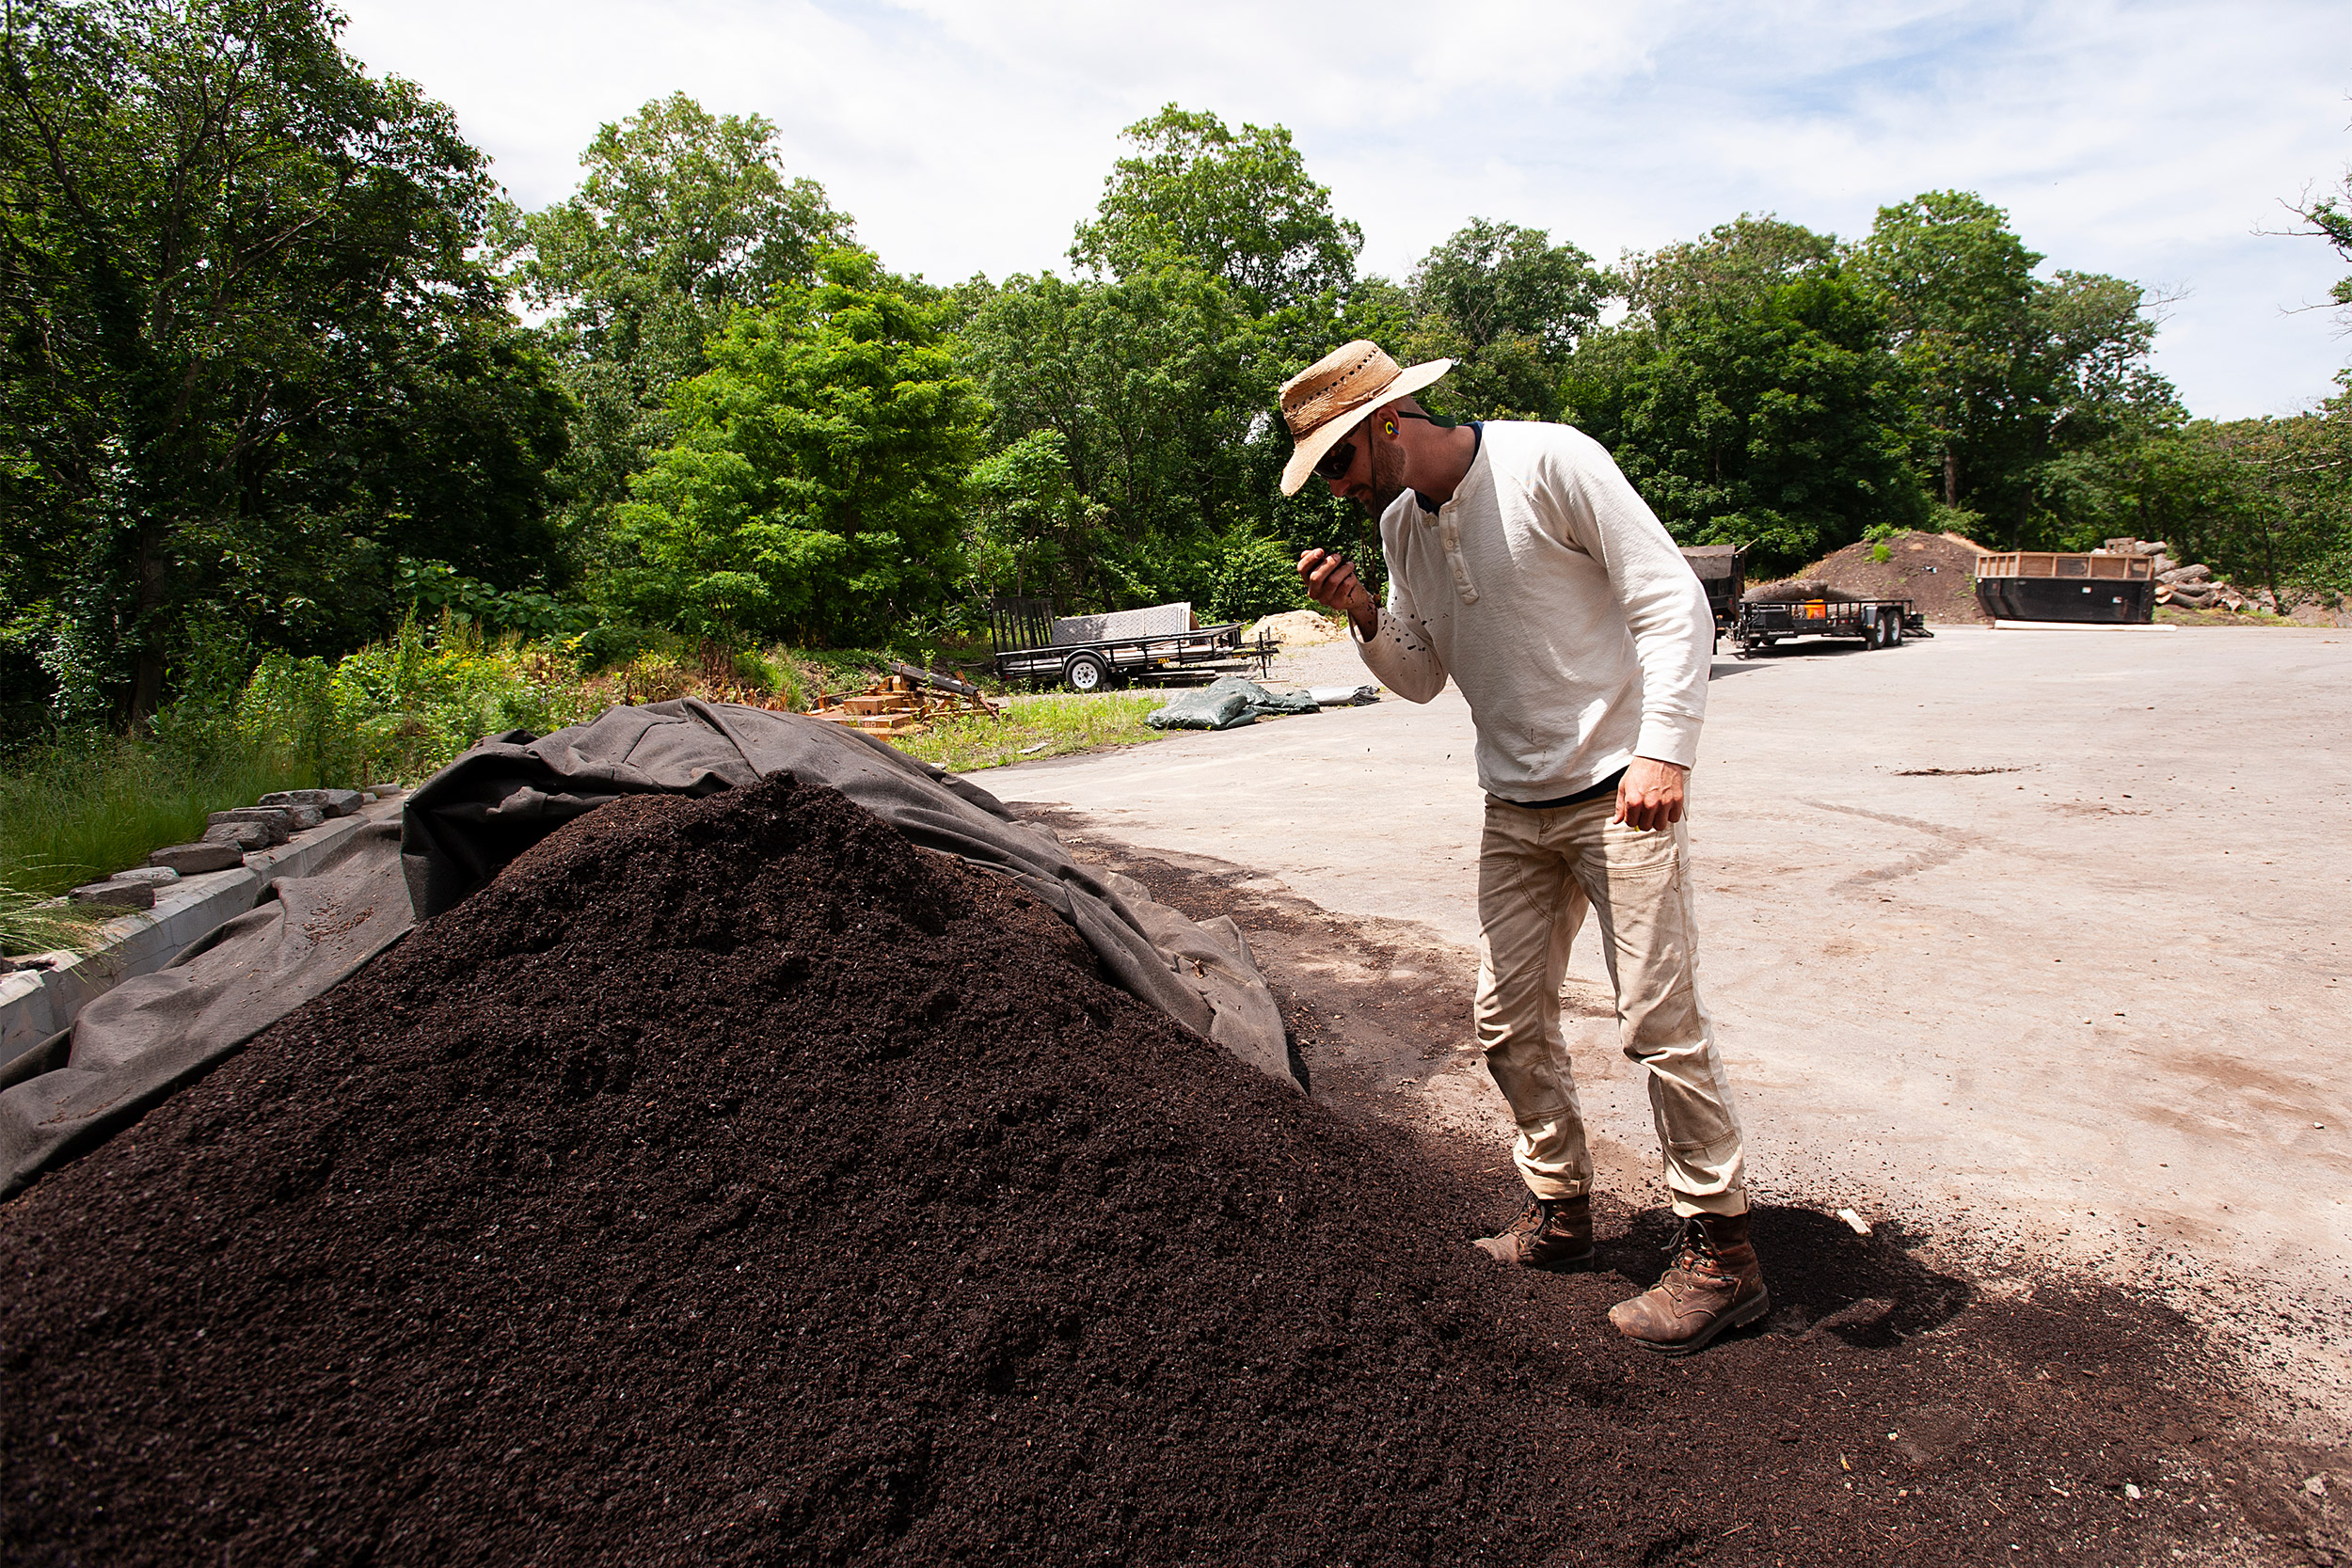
[{"left": 990, "top": 625, "right": 2352, "bottom": 1391}]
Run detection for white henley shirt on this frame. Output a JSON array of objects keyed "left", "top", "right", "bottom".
[{"left": 1354, "top": 420, "right": 1712, "bottom": 800}]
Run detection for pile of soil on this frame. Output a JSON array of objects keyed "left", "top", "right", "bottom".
[
  {"left": 1751, "top": 531, "right": 1990, "bottom": 623},
  {"left": 1, "top": 776, "right": 2267, "bottom": 1564},
  {"left": 1248, "top": 608, "right": 1347, "bottom": 647}
]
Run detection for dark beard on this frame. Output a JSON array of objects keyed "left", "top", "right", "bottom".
[{"left": 1360, "top": 435, "right": 1408, "bottom": 515}]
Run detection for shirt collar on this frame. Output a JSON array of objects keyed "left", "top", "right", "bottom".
[{"left": 1414, "top": 421, "right": 1485, "bottom": 515}]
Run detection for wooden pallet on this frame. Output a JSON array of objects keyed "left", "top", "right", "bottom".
[{"left": 807, "top": 672, "right": 1000, "bottom": 738}]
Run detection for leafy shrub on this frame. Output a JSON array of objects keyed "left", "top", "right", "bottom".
[{"left": 240, "top": 616, "right": 600, "bottom": 785}]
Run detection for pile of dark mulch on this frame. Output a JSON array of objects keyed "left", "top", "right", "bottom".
[
  {"left": 1752, "top": 531, "right": 1991, "bottom": 623},
  {"left": 2, "top": 776, "right": 2259, "bottom": 1565}
]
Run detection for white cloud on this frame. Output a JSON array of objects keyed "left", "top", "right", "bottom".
[{"left": 338, "top": 0, "right": 2352, "bottom": 417}]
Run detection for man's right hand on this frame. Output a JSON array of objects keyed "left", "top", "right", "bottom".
[{"left": 1298, "top": 548, "right": 1377, "bottom": 638}]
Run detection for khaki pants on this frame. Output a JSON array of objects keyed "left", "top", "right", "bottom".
[{"left": 1473, "top": 795, "right": 1748, "bottom": 1217}]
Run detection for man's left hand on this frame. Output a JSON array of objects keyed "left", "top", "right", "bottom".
[{"left": 1613, "top": 757, "right": 1689, "bottom": 832}]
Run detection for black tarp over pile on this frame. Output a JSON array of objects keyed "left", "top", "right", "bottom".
[{"left": 0, "top": 702, "right": 1290, "bottom": 1199}]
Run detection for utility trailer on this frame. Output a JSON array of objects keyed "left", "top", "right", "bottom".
[
  {"left": 1732, "top": 596, "right": 1926, "bottom": 657},
  {"left": 1678, "top": 546, "right": 1748, "bottom": 648},
  {"left": 988, "top": 596, "right": 1276, "bottom": 692}
]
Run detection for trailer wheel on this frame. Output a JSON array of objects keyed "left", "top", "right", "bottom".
[
  {"left": 1884, "top": 613, "right": 1903, "bottom": 647},
  {"left": 1064, "top": 652, "right": 1110, "bottom": 692}
]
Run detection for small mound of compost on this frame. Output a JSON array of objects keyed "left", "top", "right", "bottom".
[
  {"left": 1, "top": 774, "right": 2252, "bottom": 1565},
  {"left": 1750, "top": 531, "right": 1991, "bottom": 623}
]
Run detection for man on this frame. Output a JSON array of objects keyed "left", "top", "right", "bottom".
[{"left": 1280, "top": 340, "right": 1767, "bottom": 1356}]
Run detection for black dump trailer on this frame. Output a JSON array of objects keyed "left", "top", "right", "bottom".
[
  {"left": 1732, "top": 594, "right": 1925, "bottom": 657},
  {"left": 1678, "top": 546, "right": 1748, "bottom": 646},
  {"left": 988, "top": 596, "right": 1272, "bottom": 691}
]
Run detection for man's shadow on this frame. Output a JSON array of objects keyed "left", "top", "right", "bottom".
[{"left": 1593, "top": 1204, "right": 1973, "bottom": 1350}]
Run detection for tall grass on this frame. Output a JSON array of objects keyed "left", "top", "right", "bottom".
[
  {"left": 0, "top": 734, "right": 312, "bottom": 897},
  {"left": 0, "top": 878, "right": 105, "bottom": 955},
  {"left": 895, "top": 692, "right": 1165, "bottom": 773},
  {"left": 0, "top": 621, "right": 1027, "bottom": 911}
]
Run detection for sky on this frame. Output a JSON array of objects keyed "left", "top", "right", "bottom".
[{"left": 335, "top": 0, "right": 2352, "bottom": 421}]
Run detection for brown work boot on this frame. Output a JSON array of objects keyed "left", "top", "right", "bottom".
[
  {"left": 1473, "top": 1192, "right": 1594, "bottom": 1268},
  {"left": 1608, "top": 1212, "right": 1770, "bottom": 1355}
]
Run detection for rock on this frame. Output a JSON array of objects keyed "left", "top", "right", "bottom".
[
  {"left": 281, "top": 803, "right": 326, "bottom": 831},
  {"left": 110, "top": 866, "right": 180, "bottom": 886},
  {"left": 151, "top": 841, "right": 246, "bottom": 873},
  {"left": 259, "top": 787, "right": 363, "bottom": 817},
  {"left": 204, "top": 819, "right": 281, "bottom": 849},
  {"left": 208, "top": 807, "right": 294, "bottom": 842},
  {"left": 69, "top": 880, "right": 155, "bottom": 910}
]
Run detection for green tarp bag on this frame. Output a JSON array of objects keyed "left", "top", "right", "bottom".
[{"left": 1145, "top": 675, "right": 1321, "bottom": 731}]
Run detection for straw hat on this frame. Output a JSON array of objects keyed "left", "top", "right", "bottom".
[{"left": 1277, "top": 340, "right": 1454, "bottom": 496}]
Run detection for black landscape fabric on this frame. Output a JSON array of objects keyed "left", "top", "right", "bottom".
[
  {"left": 0, "top": 701, "right": 1289, "bottom": 1201},
  {"left": 0, "top": 773, "right": 2256, "bottom": 1565},
  {"left": 0, "top": 817, "right": 413, "bottom": 1202},
  {"left": 398, "top": 701, "right": 1286, "bottom": 1084}
]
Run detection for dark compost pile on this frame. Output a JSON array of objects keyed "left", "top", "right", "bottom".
[{"left": 2, "top": 775, "right": 2254, "bottom": 1565}]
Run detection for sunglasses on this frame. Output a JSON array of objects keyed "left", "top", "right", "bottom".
[
  {"left": 1313, "top": 436, "right": 1361, "bottom": 483},
  {"left": 1311, "top": 410, "right": 1442, "bottom": 483}
]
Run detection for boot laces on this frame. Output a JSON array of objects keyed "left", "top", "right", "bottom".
[{"left": 1661, "top": 1219, "right": 1730, "bottom": 1285}]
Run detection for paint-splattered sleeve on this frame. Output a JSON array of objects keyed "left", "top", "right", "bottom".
[{"left": 1353, "top": 517, "right": 1448, "bottom": 704}]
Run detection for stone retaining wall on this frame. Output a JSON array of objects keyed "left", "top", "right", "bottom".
[{"left": 0, "top": 790, "right": 405, "bottom": 1073}]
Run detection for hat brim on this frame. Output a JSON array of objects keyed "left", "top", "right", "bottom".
[{"left": 1278, "top": 358, "right": 1455, "bottom": 497}]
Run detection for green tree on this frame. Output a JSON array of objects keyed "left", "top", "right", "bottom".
[
  {"left": 499, "top": 94, "right": 850, "bottom": 562},
  {"left": 1070, "top": 104, "right": 1361, "bottom": 320},
  {"left": 961, "top": 263, "right": 1269, "bottom": 609},
  {"left": 1567, "top": 235, "right": 1925, "bottom": 570},
  {"left": 2195, "top": 407, "right": 2352, "bottom": 605},
  {"left": 961, "top": 429, "right": 1107, "bottom": 609},
  {"left": 599, "top": 248, "right": 984, "bottom": 645},
  {"left": 0, "top": 0, "right": 564, "bottom": 732},
  {"left": 1851, "top": 192, "right": 2176, "bottom": 545},
  {"left": 1615, "top": 214, "right": 1841, "bottom": 331},
  {"left": 1848, "top": 192, "right": 2033, "bottom": 512},
  {"left": 1404, "top": 218, "right": 1604, "bottom": 421},
  {"left": 2288, "top": 161, "right": 2352, "bottom": 321}
]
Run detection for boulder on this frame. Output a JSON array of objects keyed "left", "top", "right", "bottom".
[
  {"left": 151, "top": 841, "right": 247, "bottom": 874},
  {"left": 204, "top": 817, "right": 283, "bottom": 849},
  {"left": 69, "top": 880, "right": 154, "bottom": 910},
  {"left": 208, "top": 806, "right": 295, "bottom": 840},
  {"left": 110, "top": 866, "right": 180, "bottom": 886},
  {"left": 259, "top": 787, "right": 364, "bottom": 817}
]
